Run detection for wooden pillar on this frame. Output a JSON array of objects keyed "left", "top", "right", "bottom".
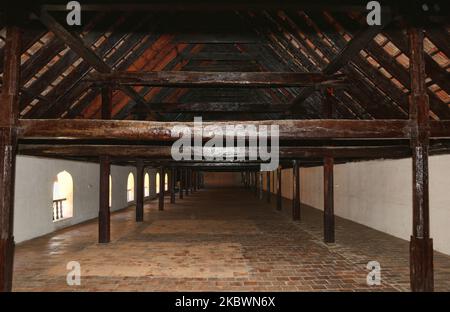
[
  {"left": 185, "top": 168, "right": 190, "bottom": 196},
  {"left": 408, "top": 23, "right": 433, "bottom": 292},
  {"left": 98, "top": 86, "right": 112, "bottom": 242},
  {"left": 266, "top": 171, "right": 271, "bottom": 203},
  {"left": 276, "top": 167, "right": 282, "bottom": 211},
  {"left": 135, "top": 160, "right": 144, "bottom": 222},
  {"left": 292, "top": 160, "right": 301, "bottom": 221},
  {"left": 323, "top": 156, "right": 335, "bottom": 243},
  {"left": 193, "top": 171, "right": 197, "bottom": 192},
  {"left": 253, "top": 171, "right": 258, "bottom": 196},
  {"left": 170, "top": 167, "right": 176, "bottom": 204},
  {"left": 179, "top": 168, "right": 184, "bottom": 199},
  {"left": 159, "top": 167, "right": 165, "bottom": 211},
  {"left": 0, "top": 25, "right": 21, "bottom": 292},
  {"left": 258, "top": 172, "right": 263, "bottom": 200},
  {"left": 98, "top": 156, "right": 111, "bottom": 243}
]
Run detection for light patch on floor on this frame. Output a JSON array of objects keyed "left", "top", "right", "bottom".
[
  {"left": 46, "top": 242, "right": 250, "bottom": 278},
  {"left": 143, "top": 219, "right": 261, "bottom": 235}
]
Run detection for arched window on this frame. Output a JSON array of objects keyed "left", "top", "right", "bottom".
[
  {"left": 52, "top": 171, "right": 73, "bottom": 222},
  {"left": 144, "top": 173, "right": 150, "bottom": 197},
  {"left": 156, "top": 173, "right": 160, "bottom": 194},
  {"left": 109, "top": 175, "right": 112, "bottom": 208},
  {"left": 164, "top": 173, "right": 169, "bottom": 191},
  {"left": 127, "top": 172, "right": 135, "bottom": 202}
]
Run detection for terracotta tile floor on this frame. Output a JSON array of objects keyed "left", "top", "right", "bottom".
[{"left": 13, "top": 187, "right": 450, "bottom": 291}]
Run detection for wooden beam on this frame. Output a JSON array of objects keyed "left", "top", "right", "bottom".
[
  {"left": 135, "top": 160, "right": 144, "bottom": 222},
  {"left": 266, "top": 171, "right": 271, "bottom": 203},
  {"left": 0, "top": 25, "right": 21, "bottom": 293},
  {"left": 87, "top": 71, "right": 346, "bottom": 87},
  {"left": 37, "top": 10, "right": 159, "bottom": 120},
  {"left": 132, "top": 102, "right": 292, "bottom": 113},
  {"left": 408, "top": 24, "right": 433, "bottom": 292},
  {"left": 292, "top": 160, "right": 301, "bottom": 221},
  {"left": 42, "top": 1, "right": 380, "bottom": 12},
  {"left": 323, "top": 156, "right": 335, "bottom": 243},
  {"left": 290, "top": 20, "right": 389, "bottom": 108},
  {"left": 276, "top": 166, "right": 282, "bottom": 211},
  {"left": 18, "top": 119, "right": 416, "bottom": 141}
]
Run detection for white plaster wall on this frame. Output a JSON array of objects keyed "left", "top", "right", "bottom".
[
  {"left": 265, "top": 156, "right": 450, "bottom": 255},
  {"left": 13, "top": 156, "right": 136, "bottom": 243}
]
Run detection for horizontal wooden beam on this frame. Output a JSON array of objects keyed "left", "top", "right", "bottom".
[
  {"left": 17, "top": 119, "right": 416, "bottom": 141},
  {"left": 18, "top": 144, "right": 413, "bottom": 159},
  {"left": 87, "top": 71, "right": 346, "bottom": 88},
  {"left": 132, "top": 102, "right": 291, "bottom": 113},
  {"left": 42, "top": 1, "right": 380, "bottom": 12}
]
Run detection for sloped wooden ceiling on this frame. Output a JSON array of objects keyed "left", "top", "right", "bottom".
[{"left": 0, "top": 7, "right": 448, "bottom": 121}]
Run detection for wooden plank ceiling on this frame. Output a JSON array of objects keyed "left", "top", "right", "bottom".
[{"left": 0, "top": 8, "right": 449, "bottom": 122}]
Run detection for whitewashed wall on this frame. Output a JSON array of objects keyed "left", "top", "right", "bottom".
[
  {"left": 13, "top": 156, "right": 158, "bottom": 243},
  {"left": 264, "top": 155, "right": 450, "bottom": 256}
]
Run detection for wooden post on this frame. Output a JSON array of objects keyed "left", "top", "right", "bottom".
[
  {"left": 193, "top": 170, "right": 197, "bottom": 192},
  {"left": 179, "top": 168, "right": 184, "bottom": 199},
  {"left": 135, "top": 160, "right": 144, "bottom": 222},
  {"left": 170, "top": 167, "right": 176, "bottom": 204},
  {"left": 185, "top": 168, "right": 190, "bottom": 196},
  {"left": 266, "top": 171, "right": 271, "bottom": 203},
  {"left": 259, "top": 172, "right": 263, "bottom": 200},
  {"left": 99, "top": 156, "right": 111, "bottom": 242},
  {"left": 276, "top": 167, "right": 282, "bottom": 211},
  {"left": 0, "top": 25, "right": 21, "bottom": 292},
  {"left": 408, "top": 23, "right": 433, "bottom": 292},
  {"left": 323, "top": 156, "right": 335, "bottom": 243},
  {"left": 159, "top": 167, "right": 164, "bottom": 211},
  {"left": 99, "top": 86, "right": 112, "bottom": 242},
  {"left": 254, "top": 171, "right": 258, "bottom": 196},
  {"left": 292, "top": 160, "right": 301, "bottom": 221}
]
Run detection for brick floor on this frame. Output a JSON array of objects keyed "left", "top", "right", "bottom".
[{"left": 12, "top": 187, "right": 450, "bottom": 291}]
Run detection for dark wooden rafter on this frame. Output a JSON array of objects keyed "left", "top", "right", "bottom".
[
  {"left": 330, "top": 12, "right": 450, "bottom": 120},
  {"left": 50, "top": 13, "right": 157, "bottom": 119},
  {"left": 290, "top": 12, "right": 390, "bottom": 110},
  {"left": 35, "top": 10, "right": 160, "bottom": 120},
  {"left": 21, "top": 12, "right": 115, "bottom": 117},
  {"left": 66, "top": 19, "right": 166, "bottom": 119}
]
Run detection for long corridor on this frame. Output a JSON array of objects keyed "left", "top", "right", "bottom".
[{"left": 13, "top": 187, "right": 450, "bottom": 292}]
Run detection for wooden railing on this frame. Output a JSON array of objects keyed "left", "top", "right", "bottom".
[{"left": 52, "top": 198, "right": 66, "bottom": 221}]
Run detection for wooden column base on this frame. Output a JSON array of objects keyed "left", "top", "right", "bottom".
[
  {"left": 98, "top": 211, "right": 110, "bottom": 243},
  {"left": 0, "top": 236, "right": 14, "bottom": 292},
  {"left": 323, "top": 212, "right": 335, "bottom": 243},
  {"left": 410, "top": 236, "right": 434, "bottom": 292},
  {"left": 276, "top": 195, "right": 282, "bottom": 211}
]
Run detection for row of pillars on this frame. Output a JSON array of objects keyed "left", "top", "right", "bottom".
[
  {"left": 99, "top": 162, "right": 204, "bottom": 243},
  {"left": 242, "top": 158, "right": 334, "bottom": 244}
]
